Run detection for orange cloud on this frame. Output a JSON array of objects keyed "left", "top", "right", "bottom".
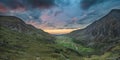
[{"left": 26, "top": 20, "right": 54, "bottom": 29}]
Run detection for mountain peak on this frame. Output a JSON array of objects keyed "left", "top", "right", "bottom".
[{"left": 111, "top": 9, "right": 120, "bottom": 12}]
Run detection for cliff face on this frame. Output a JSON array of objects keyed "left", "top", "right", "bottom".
[{"left": 69, "top": 9, "right": 120, "bottom": 52}]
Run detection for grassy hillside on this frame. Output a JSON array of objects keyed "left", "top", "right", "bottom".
[
  {"left": 0, "top": 16, "right": 83, "bottom": 60},
  {"left": 0, "top": 15, "right": 120, "bottom": 60},
  {"left": 55, "top": 36, "right": 94, "bottom": 56},
  {"left": 55, "top": 36, "right": 120, "bottom": 60},
  {"left": 0, "top": 27, "right": 83, "bottom": 60},
  {"left": 0, "top": 27, "right": 120, "bottom": 60}
]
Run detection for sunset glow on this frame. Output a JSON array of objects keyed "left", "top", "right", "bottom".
[
  {"left": 26, "top": 20, "right": 80, "bottom": 34},
  {"left": 43, "top": 29, "right": 79, "bottom": 34}
]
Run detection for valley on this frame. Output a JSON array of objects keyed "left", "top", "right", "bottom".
[{"left": 0, "top": 9, "right": 120, "bottom": 60}]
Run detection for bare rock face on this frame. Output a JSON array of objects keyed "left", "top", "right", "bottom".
[{"left": 69, "top": 9, "right": 120, "bottom": 53}]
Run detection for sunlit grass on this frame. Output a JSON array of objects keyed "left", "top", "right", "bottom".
[{"left": 55, "top": 36, "right": 94, "bottom": 56}]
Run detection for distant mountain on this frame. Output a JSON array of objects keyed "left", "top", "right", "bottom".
[
  {"left": 0, "top": 16, "right": 82, "bottom": 60},
  {"left": 68, "top": 9, "right": 120, "bottom": 53}
]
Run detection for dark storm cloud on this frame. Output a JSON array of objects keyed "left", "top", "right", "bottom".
[
  {"left": 80, "top": 0, "right": 108, "bottom": 9},
  {"left": 27, "top": 0, "right": 55, "bottom": 8},
  {"left": 0, "top": 0, "right": 55, "bottom": 10},
  {"left": 0, "top": 0, "right": 55, "bottom": 23},
  {"left": 0, "top": 0, "right": 24, "bottom": 9}
]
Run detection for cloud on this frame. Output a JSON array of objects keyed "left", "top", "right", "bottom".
[
  {"left": 0, "top": 3, "right": 7, "bottom": 13},
  {"left": 80, "top": 0, "right": 108, "bottom": 9},
  {"left": 0, "top": 0, "right": 55, "bottom": 10},
  {"left": 0, "top": 0, "right": 120, "bottom": 30},
  {"left": 78, "top": 0, "right": 120, "bottom": 24}
]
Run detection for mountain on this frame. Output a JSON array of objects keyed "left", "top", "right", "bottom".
[
  {"left": 68, "top": 9, "right": 120, "bottom": 53},
  {"left": 0, "top": 16, "right": 55, "bottom": 43},
  {"left": 0, "top": 16, "right": 82, "bottom": 60}
]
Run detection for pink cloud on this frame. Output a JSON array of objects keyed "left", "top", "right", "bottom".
[{"left": 0, "top": 3, "right": 7, "bottom": 13}]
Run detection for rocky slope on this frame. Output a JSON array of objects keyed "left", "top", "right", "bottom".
[{"left": 69, "top": 9, "right": 120, "bottom": 53}]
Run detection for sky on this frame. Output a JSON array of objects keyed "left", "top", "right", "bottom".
[{"left": 0, "top": 0, "right": 120, "bottom": 34}]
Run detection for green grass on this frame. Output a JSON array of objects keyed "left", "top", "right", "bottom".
[
  {"left": 83, "top": 51, "right": 120, "bottom": 60},
  {"left": 55, "top": 36, "right": 94, "bottom": 56},
  {"left": 0, "top": 27, "right": 82, "bottom": 60},
  {"left": 55, "top": 36, "right": 120, "bottom": 60}
]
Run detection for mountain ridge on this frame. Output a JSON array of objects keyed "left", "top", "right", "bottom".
[
  {"left": 0, "top": 16, "right": 41, "bottom": 32},
  {"left": 68, "top": 9, "right": 120, "bottom": 53}
]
